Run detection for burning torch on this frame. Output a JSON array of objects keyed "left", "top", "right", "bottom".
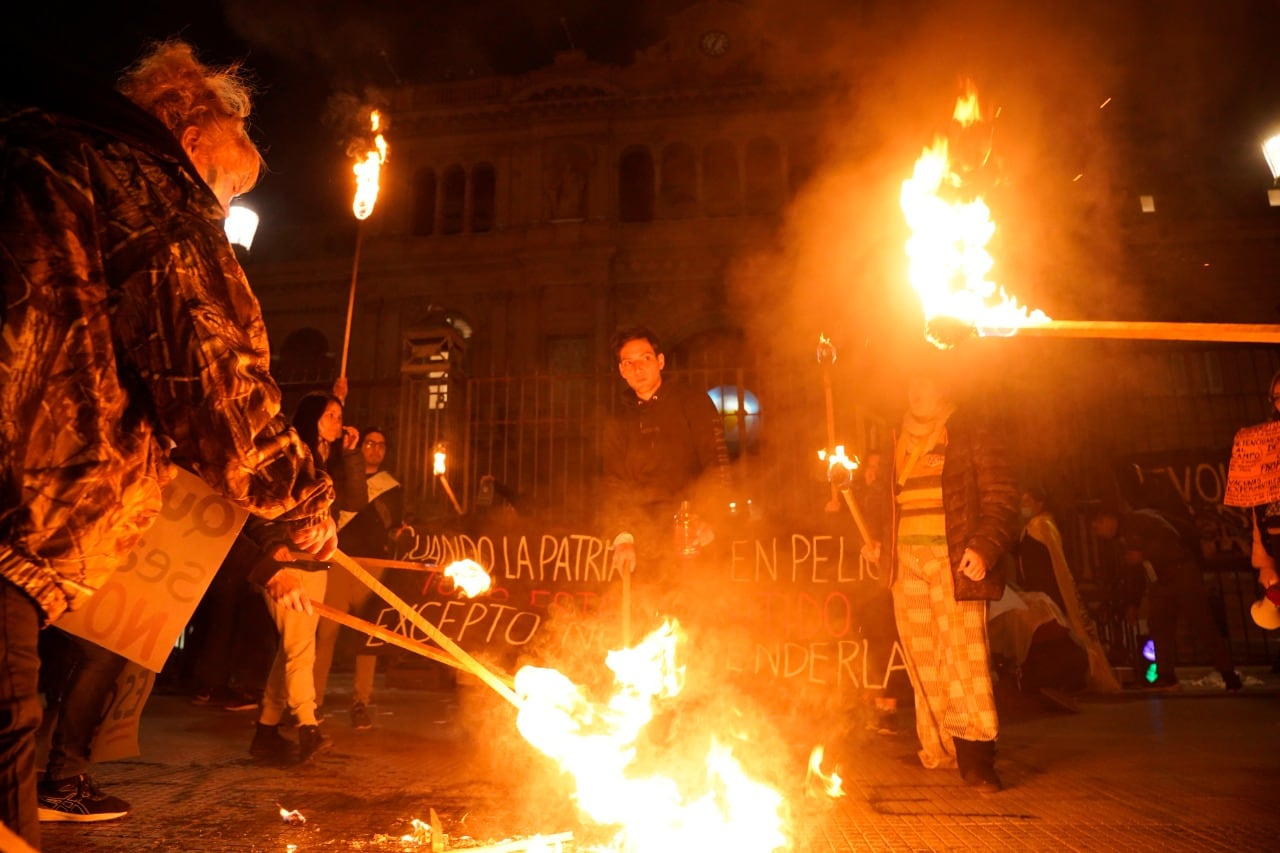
[
  {"left": 818, "top": 445, "right": 872, "bottom": 543},
  {"left": 340, "top": 108, "right": 389, "bottom": 379},
  {"left": 433, "top": 443, "right": 463, "bottom": 515},
  {"left": 901, "top": 85, "right": 1280, "bottom": 349}
]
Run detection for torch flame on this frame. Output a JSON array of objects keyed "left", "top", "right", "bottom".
[
  {"left": 513, "top": 621, "right": 788, "bottom": 852},
  {"left": 444, "top": 558, "right": 492, "bottom": 597},
  {"left": 900, "top": 86, "right": 1048, "bottom": 348},
  {"left": 433, "top": 447, "right": 447, "bottom": 476},
  {"left": 352, "top": 109, "right": 389, "bottom": 221},
  {"left": 818, "top": 445, "right": 858, "bottom": 490}
]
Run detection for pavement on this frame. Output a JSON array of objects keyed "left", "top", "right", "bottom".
[{"left": 34, "top": 665, "right": 1275, "bottom": 853}]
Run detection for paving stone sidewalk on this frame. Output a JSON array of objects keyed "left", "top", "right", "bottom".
[{"left": 36, "top": 667, "right": 1275, "bottom": 852}]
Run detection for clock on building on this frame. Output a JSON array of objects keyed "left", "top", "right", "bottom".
[{"left": 700, "top": 30, "right": 730, "bottom": 57}]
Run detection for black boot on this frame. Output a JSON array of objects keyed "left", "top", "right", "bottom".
[
  {"left": 297, "top": 724, "right": 332, "bottom": 762},
  {"left": 249, "top": 723, "right": 297, "bottom": 760},
  {"left": 954, "top": 737, "right": 1002, "bottom": 793}
]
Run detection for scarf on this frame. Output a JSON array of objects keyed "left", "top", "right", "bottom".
[{"left": 896, "top": 403, "right": 956, "bottom": 487}]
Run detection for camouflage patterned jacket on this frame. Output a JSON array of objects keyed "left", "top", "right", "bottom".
[{"left": 0, "top": 64, "right": 333, "bottom": 623}]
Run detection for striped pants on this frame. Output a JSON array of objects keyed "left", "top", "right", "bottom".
[{"left": 893, "top": 541, "right": 998, "bottom": 769}]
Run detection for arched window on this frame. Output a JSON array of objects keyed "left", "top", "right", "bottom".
[
  {"left": 618, "top": 146, "right": 655, "bottom": 222},
  {"left": 441, "top": 165, "right": 466, "bottom": 235},
  {"left": 412, "top": 168, "right": 436, "bottom": 236},
  {"left": 745, "top": 137, "right": 784, "bottom": 214},
  {"left": 702, "top": 140, "right": 739, "bottom": 217},
  {"left": 470, "top": 163, "right": 496, "bottom": 233},
  {"left": 659, "top": 142, "right": 697, "bottom": 218},
  {"left": 274, "top": 327, "right": 333, "bottom": 384}
]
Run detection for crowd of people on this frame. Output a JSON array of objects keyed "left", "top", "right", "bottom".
[{"left": 1, "top": 33, "right": 1273, "bottom": 853}]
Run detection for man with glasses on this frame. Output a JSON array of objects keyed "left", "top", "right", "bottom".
[
  {"left": 313, "top": 428, "right": 414, "bottom": 729},
  {"left": 601, "top": 326, "right": 731, "bottom": 587}
]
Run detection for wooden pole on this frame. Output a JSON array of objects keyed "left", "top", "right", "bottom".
[
  {"left": 838, "top": 487, "right": 873, "bottom": 543},
  {"left": 327, "top": 549, "right": 521, "bottom": 707},
  {"left": 437, "top": 473, "right": 464, "bottom": 515},
  {"left": 995, "top": 319, "right": 1280, "bottom": 344},
  {"left": 339, "top": 224, "right": 364, "bottom": 378},
  {"left": 620, "top": 565, "right": 632, "bottom": 647},
  {"left": 311, "top": 601, "right": 514, "bottom": 688}
]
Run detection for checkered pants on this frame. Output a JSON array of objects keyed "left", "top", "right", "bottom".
[{"left": 893, "top": 541, "right": 998, "bottom": 769}]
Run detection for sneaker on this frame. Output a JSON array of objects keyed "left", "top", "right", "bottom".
[
  {"left": 298, "top": 725, "right": 332, "bottom": 762},
  {"left": 37, "top": 774, "right": 130, "bottom": 822},
  {"left": 350, "top": 701, "right": 373, "bottom": 730},
  {"left": 189, "top": 690, "right": 213, "bottom": 706},
  {"left": 249, "top": 723, "right": 298, "bottom": 760}
]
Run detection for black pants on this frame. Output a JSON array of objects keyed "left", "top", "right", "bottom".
[{"left": 1148, "top": 564, "right": 1233, "bottom": 678}]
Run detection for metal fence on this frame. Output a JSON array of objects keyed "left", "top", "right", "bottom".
[{"left": 349, "top": 341, "right": 1280, "bottom": 668}]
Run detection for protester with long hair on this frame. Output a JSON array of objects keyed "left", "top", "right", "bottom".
[{"left": 251, "top": 391, "right": 366, "bottom": 763}]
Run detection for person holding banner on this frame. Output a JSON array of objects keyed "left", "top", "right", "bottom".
[
  {"left": 251, "top": 392, "right": 365, "bottom": 763},
  {"left": 0, "top": 40, "right": 338, "bottom": 847}
]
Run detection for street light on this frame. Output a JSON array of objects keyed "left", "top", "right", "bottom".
[
  {"left": 224, "top": 202, "right": 260, "bottom": 250},
  {"left": 1263, "top": 133, "right": 1280, "bottom": 207}
]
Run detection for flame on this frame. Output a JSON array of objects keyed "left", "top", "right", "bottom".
[
  {"left": 805, "top": 746, "right": 844, "bottom": 798},
  {"left": 352, "top": 109, "right": 389, "bottom": 221},
  {"left": 276, "top": 803, "right": 306, "bottom": 825},
  {"left": 400, "top": 817, "right": 431, "bottom": 844},
  {"left": 818, "top": 445, "right": 858, "bottom": 489},
  {"left": 433, "top": 448, "right": 447, "bottom": 476},
  {"left": 513, "top": 621, "right": 788, "bottom": 852},
  {"left": 444, "top": 558, "right": 492, "bottom": 597},
  {"left": 815, "top": 333, "right": 837, "bottom": 366},
  {"left": 900, "top": 86, "right": 1048, "bottom": 348}
]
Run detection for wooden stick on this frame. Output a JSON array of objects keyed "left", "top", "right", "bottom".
[
  {"left": 311, "top": 601, "right": 514, "bottom": 688},
  {"left": 339, "top": 224, "right": 364, "bottom": 378},
  {"left": 457, "top": 832, "right": 574, "bottom": 853},
  {"left": 328, "top": 549, "right": 521, "bottom": 707},
  {"left": 620, "top": 565, "right": 632, "bottom": 647},
  {"left": 429, "top": 807, "right": 444, "bottom": 853},
  {"left": 995, "top": 319, "right": 1280, "bottom": 344},
  {"left": 838, "top": 487, "right": 873, "bottom": 543},
  {"left": 437, "top": 473, "right": 464, "bottom": 515},
  {"left": 352, "top": 556, "right": 438, "bottom": 572}
]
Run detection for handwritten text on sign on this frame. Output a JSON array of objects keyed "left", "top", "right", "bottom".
[
  {"left": 1224, "top": 420, "right": 1280, "bottom": 507},
  {"left": 57, "top": 469, "right": 247, "bottom": 671},
  {"left": 375, "top": 529, "right": 904, "bottom": 692}
]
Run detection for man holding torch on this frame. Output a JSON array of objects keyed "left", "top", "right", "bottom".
[
  {"left": 0, "top": 40, "right": 336, "bottom": 848},
  {"left": 862, "top": 359, "right": 1018, "bottom": 793}
]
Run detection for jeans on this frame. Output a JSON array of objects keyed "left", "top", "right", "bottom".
[
  {"left": 42, "top": 628, "right": 128, "bottom": 781},
  {"left": 0, "top": 577, "right": 43, "bottom": 849}
]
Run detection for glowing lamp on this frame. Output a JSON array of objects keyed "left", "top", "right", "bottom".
[
  {"left": 1264, "top": 134, "right": 1280, "bottom": 207},
  {"left": 706, "top": 385, "right": 760, "bottom": 454},
  {"left": 224, "top": 203, "right": 259, "bottom": 250}
]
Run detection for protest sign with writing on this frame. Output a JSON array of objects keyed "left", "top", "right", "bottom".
[
  {"left": 57, "top": 468, "right": 247, "bottom": 672},
  {"left": 361, "top": 518, "right": 907, "bottom": 704},
  {"left": 1224, "top": 420, "right": 1280, "bottom": 507}
]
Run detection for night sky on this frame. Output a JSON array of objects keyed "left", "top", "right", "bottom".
[{"left": 11, "top": 0, "right": 1280, "bottom": 234}]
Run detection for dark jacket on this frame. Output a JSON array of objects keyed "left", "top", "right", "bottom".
[
  {"left": 600, "top": 378, "right": 731, "bottom": 540},
  {"left": 0, "top": 52, "right": 333, "bottom": 622},
  {"left": 888, "top": 408, "right": 1019, "bottom": 601}
]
